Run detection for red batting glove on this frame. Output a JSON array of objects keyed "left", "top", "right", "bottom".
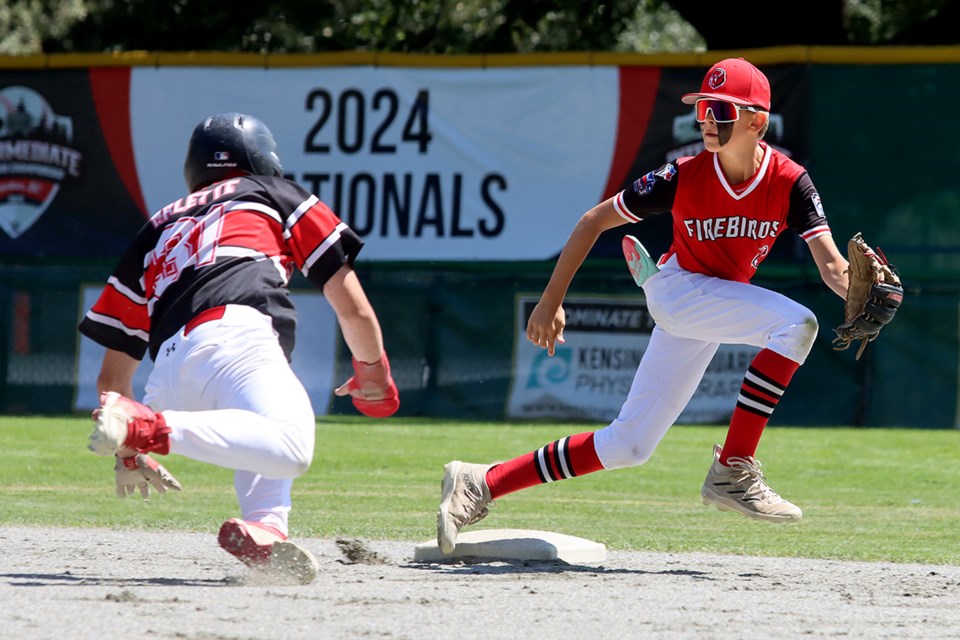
[{"left": 334, "top": 352, "right": 400, "bottom": 418}]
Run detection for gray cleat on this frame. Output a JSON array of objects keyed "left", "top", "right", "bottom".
[
  {"left": 437, "top": 460, "right": 494, "bottom": 554},
  {"left": 701, "top": 444, "right": 802, "bottom": 522}
]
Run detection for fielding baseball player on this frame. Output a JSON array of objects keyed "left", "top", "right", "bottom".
[
  {"left": 79, "top": 112, "right": 399, "bottom": 582},
  {"left": 437, "top": 58, "right": 901, "bottom": 554}
]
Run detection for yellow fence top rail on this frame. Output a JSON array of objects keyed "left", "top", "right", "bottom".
[{"left": 2, "top": 46, "right": 960, "bottom": 69}]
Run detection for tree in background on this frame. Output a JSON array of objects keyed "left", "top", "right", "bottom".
[
  {"left": 2, "top": 0, "right": 958, "bottom": 55},
  {"left": 0, "top": 0, "right": 86, "bottom": 54}
]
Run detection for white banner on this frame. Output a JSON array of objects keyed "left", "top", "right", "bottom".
[
  {"left": 129, "top": 67, "right": 620, "bottom": 261},
  {"left": 74, "top": 287, "right": 340, "bottom": 415},
  {"left": 506, "top": 295, "right": 760, "bottom": 424}
]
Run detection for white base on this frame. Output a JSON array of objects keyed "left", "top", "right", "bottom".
[{"left": 414, "top": 529, "right": 606, "bottom": 564}]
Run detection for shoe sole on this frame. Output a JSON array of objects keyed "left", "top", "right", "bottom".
[
  {"left": 436, "top": 460, "right": 462, "bottom": 555},
  {"left": 701, "top": 488, "right": 802, "bottom": 523},
  {"left": 269, "top": 541, "right": 319, "bottom": 585},
  {"left": 88, "top": 392, "right": 128, "bottom": 456}
]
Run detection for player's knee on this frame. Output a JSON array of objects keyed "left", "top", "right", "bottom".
[
  {"left": 593, "top": 424, "right": 658, "bottom": 469},
  {"left": 291, "top": 457, "right": 312, "bottom": 477},
  {"left": 270, "top": 452, "right": 311, "bottom": 478},
  {"left": 792, "top": 312, "right": 819, "bottom": 354},
  {"left": 289, "top": 437, "right": 315, "bottom": 477},
  {"left": 598, "top": 444, "right": 654, "bottom": 469},
  {"left": 770, "top": 310, "right": 818, "bottom": 361},
  {"left": 626, "top": 445, "right": 655, "bottom": 467},
  {"left": 274, "top": 417, "right": 315, "bottom": 477}
]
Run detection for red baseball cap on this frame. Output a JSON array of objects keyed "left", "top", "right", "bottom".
[{"left": 681, "top": 58, "right": 771, "bottom": 111}]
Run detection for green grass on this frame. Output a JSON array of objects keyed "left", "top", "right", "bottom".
[{"left": 2, "top": 415, "right": 958, "bottom": 565}]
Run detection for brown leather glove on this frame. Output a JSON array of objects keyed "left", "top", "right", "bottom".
[{"left": 833, "top": 232, "right": 903, "bottom": 360}]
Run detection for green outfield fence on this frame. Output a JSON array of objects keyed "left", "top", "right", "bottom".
[
  {"left": 1, "top": 47, "right": 957, "bottom": 427},
  {"left": 0, "top": 256, "right": 953, "bottom": 428}
]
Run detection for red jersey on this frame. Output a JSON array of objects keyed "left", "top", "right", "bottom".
[
  {"left": 613, "top": 142, "right": 831, "bottom": 283},
  {"left": 79, "top": 175, "right": 363, "bottom": 362}
]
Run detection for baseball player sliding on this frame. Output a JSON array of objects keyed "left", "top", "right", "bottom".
[
  {"left": 437, "top": 57, "right": 901, "bottom": 554},
  {"left": 80, "top": 112, "right": 399, "bottom": 583}
]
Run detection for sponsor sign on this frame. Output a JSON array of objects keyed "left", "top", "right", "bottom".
[
  {"left": 506, "top": 295, "right": 759, "bottom": 423},
  {"left": 0, "top": 86, "right": 82, "bottom": 238}
]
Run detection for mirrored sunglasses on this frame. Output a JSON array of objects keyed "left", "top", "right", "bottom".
[{"left": 695, "top": 99, "right": 759, "bottom": 123}]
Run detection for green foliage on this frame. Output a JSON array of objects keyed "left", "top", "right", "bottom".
[
  {"left": 0, "top": 0, "right": 86, "bottom": 54},
  {"left": 617, "top": 1, "right": 704, "bottom": 52},
  {"left": 844, "top": 0, "right": 952, "bottom": 43},
  {"left": 2, "top": 415, "right": 959, "bottom": 564},
  {"left": 6, "top": 0, "right": 955, "bottom": 55}
]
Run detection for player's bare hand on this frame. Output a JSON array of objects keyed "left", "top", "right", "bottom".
[
  {"left": 526, "top": 300, "right": 566, "bottom": 356},
  {"left": 114, "top": 453, "right": 182, "bottom": 500},
  {"left": 335, "top": 352, "right": 400, "bottom": 418}
]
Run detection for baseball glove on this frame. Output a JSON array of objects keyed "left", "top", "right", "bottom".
[{"left": 832, "top": 232, "right": 903, "bottom": 360}]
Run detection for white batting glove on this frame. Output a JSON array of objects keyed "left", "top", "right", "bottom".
[{"left": 114, "top": 453, "right": 183, "bottom": 500}]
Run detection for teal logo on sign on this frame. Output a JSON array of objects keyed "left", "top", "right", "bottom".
[{"left": 526, "top": 348, "right": 571, "bottom": 389}]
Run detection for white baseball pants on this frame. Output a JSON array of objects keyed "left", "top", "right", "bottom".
[
  {"left": 593, "top": 255, "right": 818, "bottom": 470},
  {"left": 144, "top": 304, "right": 316, "bottom": 534}
]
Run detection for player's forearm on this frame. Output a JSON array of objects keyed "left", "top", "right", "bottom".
[
  {"left": 96, "top": 348, "right": 139, "bottom": 398},
  {"left": 323, "top": 265, "right": 385, "bottom": 363},
  {"left": 807, "top": 234, "right": 849, "bottom": 299},
  {"left": 339, "top": 311, "right": 385, "bottom": 364},
  {"left": 542, "top": 209, "right": 608, "bottom": 304},
  {"left": 820, "top": 263, "right": 849, "bottom": 299},
  {"left": 815, "top": 249, "right": 849, "bottom": 299}
]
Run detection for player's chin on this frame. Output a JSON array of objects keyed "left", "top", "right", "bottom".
[{"left": 702, "top": 134, "right": 721, "bottom": 151}]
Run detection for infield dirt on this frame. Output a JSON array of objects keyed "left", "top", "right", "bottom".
[{"left": 2, "top": 525, "right": 959, "bottom": 639}]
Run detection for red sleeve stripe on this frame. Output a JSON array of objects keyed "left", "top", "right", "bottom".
[
  {"left": 301, "top": 222, "right": 348, "bottom": 277},
  {"left": 284, "top": 198, "right": 340, "bottom": 243},
  {"left": 801, "top": 225, "right": 831, "bottom": 241},
  {"left": 219, "top": 209, "right": 284, "bottom": 257},
  {"left": 84, "top": 310, "right": 150, "bottom": 342},
  {"left": 92, "top": 282, "right": 150, "bottom": 333},
  {"left": 613, "top": 190, "right": 641, "bottom": 223},
  {"left": 106, "top": 275, "right": 147, "bottom": 305},
  {"left": 283, "top": 195, "right": 320, "bottom": 239}
]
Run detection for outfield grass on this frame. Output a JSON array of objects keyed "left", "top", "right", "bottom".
[{"left": 1, "top": 415, "right": 958, "bottom": 565}]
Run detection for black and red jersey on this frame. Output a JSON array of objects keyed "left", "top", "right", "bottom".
[
  {"left": 79, "top": 175, "right": 363, "bottom": 362},
  {"left": 613, "top": 142, "right": 831, "bottom": 283}
]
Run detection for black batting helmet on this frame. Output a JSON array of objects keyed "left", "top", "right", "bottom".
[{"left": 183, "top": 112, "right": 284, "bottom": 192}]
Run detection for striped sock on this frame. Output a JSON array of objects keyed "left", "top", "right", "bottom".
[
  {"left": 719, "top": 349, "right": 799, "bottom": 464},
  {"left": 485, "top": 432, "right": 604, "bottom": 500}
]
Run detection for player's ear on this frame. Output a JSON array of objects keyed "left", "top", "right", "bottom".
[{"left": 751, "top": 111, "right": 768, "bottom": 132}]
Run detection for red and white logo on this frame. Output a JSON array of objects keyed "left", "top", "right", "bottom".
[
  {"left": 708, "top": 68, "right": 727, "bottom": 90},
  {"left": 0, "top": 86, "right": 82, "bottom": 238}
]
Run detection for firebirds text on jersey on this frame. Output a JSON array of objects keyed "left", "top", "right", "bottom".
[{"left": 612, "top": 142, "right": 830, "bottom": 284}]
